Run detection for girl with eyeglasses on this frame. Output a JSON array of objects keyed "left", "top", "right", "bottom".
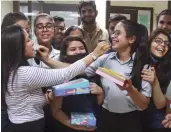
[
  {"left": 141, "top": 29, "right": 171, "bottom": 132},
  {"left": 84, "top": 20, "right": 152, "bottom": 132}
]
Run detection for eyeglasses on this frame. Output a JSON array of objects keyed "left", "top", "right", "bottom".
[
  {"left": 36, "top": 23, "right": 54, "bottom": 31},
  {"left": 153, "top": 38, "right": 171, "bottom": 48},
  {"left": 111, "top": 30, "right": 122, "bottom": 37}
]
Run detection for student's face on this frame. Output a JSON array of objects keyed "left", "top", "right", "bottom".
[
  {"left": 109, "top": 21, "right": 119, "bottom": 36},
  {"left": 16, "top": 20, "right": 30, "bottom": 34},
  {"left": 150, "top": 33, "right": 170, "bottom": 58},
  {"left": 111, "top": 22, "right": 133, "bottom": 52},
  {"left": 80, "top": 5, "right": 97, "bottom": 24},
  {"left": 24, "top": 29, "right": 35, "bottom": 58},
  {"left": 157, "top": 15, "right": 171, "bottom": 32},
  {"left": 54, "top": 21, "right": 65, "bottom": 43},
  {"left": 67, "top": 41, "right": 86, "bottom": 55},
  {"left": 70, "top": 29, "right": 84, "bottom": 39},
  {"left": 35, "top": 16, "right": 55, "bottom": 46}
]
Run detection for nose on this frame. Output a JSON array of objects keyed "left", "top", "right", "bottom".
[
  {"left": 160, "top": 41, "right": 165, "bottom": 46},
  {"left": 162, "top": 24, "right": 168, "bottom": 30},
  {"left": 75, "top": 48, "right": 81, "bottom": 54},
  {"left": 58, "top": 29, "right": 62, "bottom": 33},
  {"left": 42, "top": 27, "right": 48, "bottom": 32},
  {"left": 111, "top": 33, "right": 117, "bottom": 39}
]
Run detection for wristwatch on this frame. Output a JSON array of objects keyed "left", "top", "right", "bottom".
[{"left": 90, "top": 52, "right": 97, "bottom": 61}]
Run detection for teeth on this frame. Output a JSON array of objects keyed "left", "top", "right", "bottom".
[{"left": 157, "top": 49, "right": 164, "bottom": 52}]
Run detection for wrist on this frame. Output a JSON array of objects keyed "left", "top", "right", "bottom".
[
  {"left": 97, "top": 87, "right": 104, "bottom": 95},
  {"left": 153, "top": 77, "right": 159, "bottom": 85},
  {"left": 127, "top": 86, "right": 134, "bottom": 93},
  {"left": 91, "top": 52, "right": 99, "bottom": 59}
]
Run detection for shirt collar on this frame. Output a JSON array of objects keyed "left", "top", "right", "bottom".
[
  {"left": 49, "top": 46, "right": 60, "bottom": 58},
  {"left": 79, "top": 22, "right": 101, "bottom": 32},
  {"left": 109, "top": 52, "right": 136, "bottom": 65}
]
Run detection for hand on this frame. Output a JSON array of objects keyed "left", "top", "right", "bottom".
[
  {"left": 118, "top": 80, "right": 133, "bottom": 93},
  {"left": 90, "top": 82, "right": 103, "bottom": 95},
  {"left": 93, "top": 41, "right": 110, "bottom": 57},
  {"left": 141, "top": 67, "right": 157, "bottom": 84},
  {"left": 37, "top": 45, "right": 49, "bottom": 62},
  {"left": 45, "top": 89, "right": 56, "bottom": 104},
  {"left": 162, "top": 114, "right": 171, "bottom": 128},
  {"left": 71, "top": 124, "right": 96, "bottom": 131}
]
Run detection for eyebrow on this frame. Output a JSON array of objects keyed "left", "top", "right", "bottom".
[
  {"left": 36, "top": 22, "right": 53, "bottom": 25},
  {"left": 155, "top": 37, "right": 168, "bottom": 41}
]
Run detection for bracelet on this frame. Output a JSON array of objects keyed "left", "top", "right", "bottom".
[{"left": 90, "top": 52, "right": 98, "bottom": 61}]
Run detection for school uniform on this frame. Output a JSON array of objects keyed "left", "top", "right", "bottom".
[{"left": 85, "top": 52, "right": 152, "bottom": 132}]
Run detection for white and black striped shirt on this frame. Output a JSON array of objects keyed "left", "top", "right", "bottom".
[{"left": 6, "top": 60, "right": 86, "bottom": 124}]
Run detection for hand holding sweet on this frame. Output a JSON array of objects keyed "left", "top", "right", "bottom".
[
  {"left": 37, "top": 45, "right": 49, "bottom": 62},
  {"left": 92, "top": 41, "right": 110, "bottom": 58}
]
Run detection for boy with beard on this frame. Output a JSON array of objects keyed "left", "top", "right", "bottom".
[
  {"left": 78, "top": 1, "right": 109, "bottom": 53},
  {"left": 50, "top": 36, "right": 104, "bottom": 132}
]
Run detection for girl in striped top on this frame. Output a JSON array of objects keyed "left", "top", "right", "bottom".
[{"left": 1, "top": 24, "right": 110, "bottom": 132}]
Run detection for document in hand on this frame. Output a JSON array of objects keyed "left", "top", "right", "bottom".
[
  {"left": 96, "top": 67, "right": 126, "bottom": 86},
  {"left": 52, "top": 78, "right": 90, "bottom": 96}
]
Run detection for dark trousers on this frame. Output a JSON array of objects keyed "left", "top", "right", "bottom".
[
  {"left": 99, "top": 108, "right": 143, "bottom": 132},
  {"left": 1, "top": 109, "right": 10, "bottom": 132},
  {"left": 8, "top": 118, "right": 45, "bottom": 132}
]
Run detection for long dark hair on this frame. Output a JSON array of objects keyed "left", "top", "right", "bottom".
[
  {"left": 1, "top": 24, "right": 29, "bottom": 107},
  {"left": 59, "top": 36, "right": 88, "bottom": 61},
  {"left": 121, "top": 20, "right": 149, "bottom": 91},
  {"left": 148, "top": 29, "right": 171, "bottom": 93}
]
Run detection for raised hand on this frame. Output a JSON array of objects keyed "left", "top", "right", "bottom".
[
  {"left": 141, "top": 67, "right": 157, "bottom": 84},
  {"left": 92, "top": 41, "right": 110, "bottom": 57},
  {"left": 37, "top": 45, "right": 49, "bottom": 62}
]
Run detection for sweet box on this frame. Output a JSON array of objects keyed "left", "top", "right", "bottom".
[
  {"left": 52, "top": 78, "right": 90, "bottom": 96},
  {"left": 96, "top": 67, "right": 126, "bottom": 86},
  {"left": 71, "top": 112, "right": 96, "bottom": 127}
]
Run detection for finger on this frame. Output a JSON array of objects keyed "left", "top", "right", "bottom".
[
  {"left": 162, "top": 119, "right": 168, "bottom": 125},
  {"left": 166, "top": 114, "right": 171, "bottom": 120},
  {"left": 142, "top": 70, "right": 151, "bottom": 75},
  {"left": 141, "top": 74, "right": 150, "bottom": 78},
  {"left": 141, "top": 77, "right": 151, "bottom": 82},
  {"left": 151, "top": 67, "right": 155, "bottom": 71},
  {"left": 89, "top": 82, "right": 95, "bottom": 86},
  {"left": 164, "top": 122, "right": 170, "bottom": 128},
  {"left": 169, "top": 122, "right": 171, "bottom": 128}
]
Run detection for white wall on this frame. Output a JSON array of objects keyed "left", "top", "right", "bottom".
[
  {"left": 1, "top": 1, "right": 13, "bottom": 23},
  {"left": 110, "top": 1, "right": 168, "bottom": 29}
]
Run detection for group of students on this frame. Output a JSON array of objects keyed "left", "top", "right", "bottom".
[{"left": 1, "top": 1, "right": 171, "bottom": 132}]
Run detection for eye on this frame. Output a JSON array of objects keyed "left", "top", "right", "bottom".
[
  {"left": 79, "top": 47, "right": 85, "bottom": 50},
  {"left": 155, "top": 39, "right": 162, "bottom": 44},
  {"left": 69, "top": 48, "right": 76, "bottom": 51},
  {"left": 159, "top": 21, "right": 164, "bottom": 24},
  {"left": 167, "top": 21, "right": 171, "bottom": 25}
]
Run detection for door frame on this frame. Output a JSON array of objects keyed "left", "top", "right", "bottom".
[{"left": 106, "top": 1, "right": 153, "bottom": 33}]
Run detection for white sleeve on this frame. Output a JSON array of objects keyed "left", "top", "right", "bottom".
[{"left": 19, "top": 60, "right": 86, "bottom": 89}]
